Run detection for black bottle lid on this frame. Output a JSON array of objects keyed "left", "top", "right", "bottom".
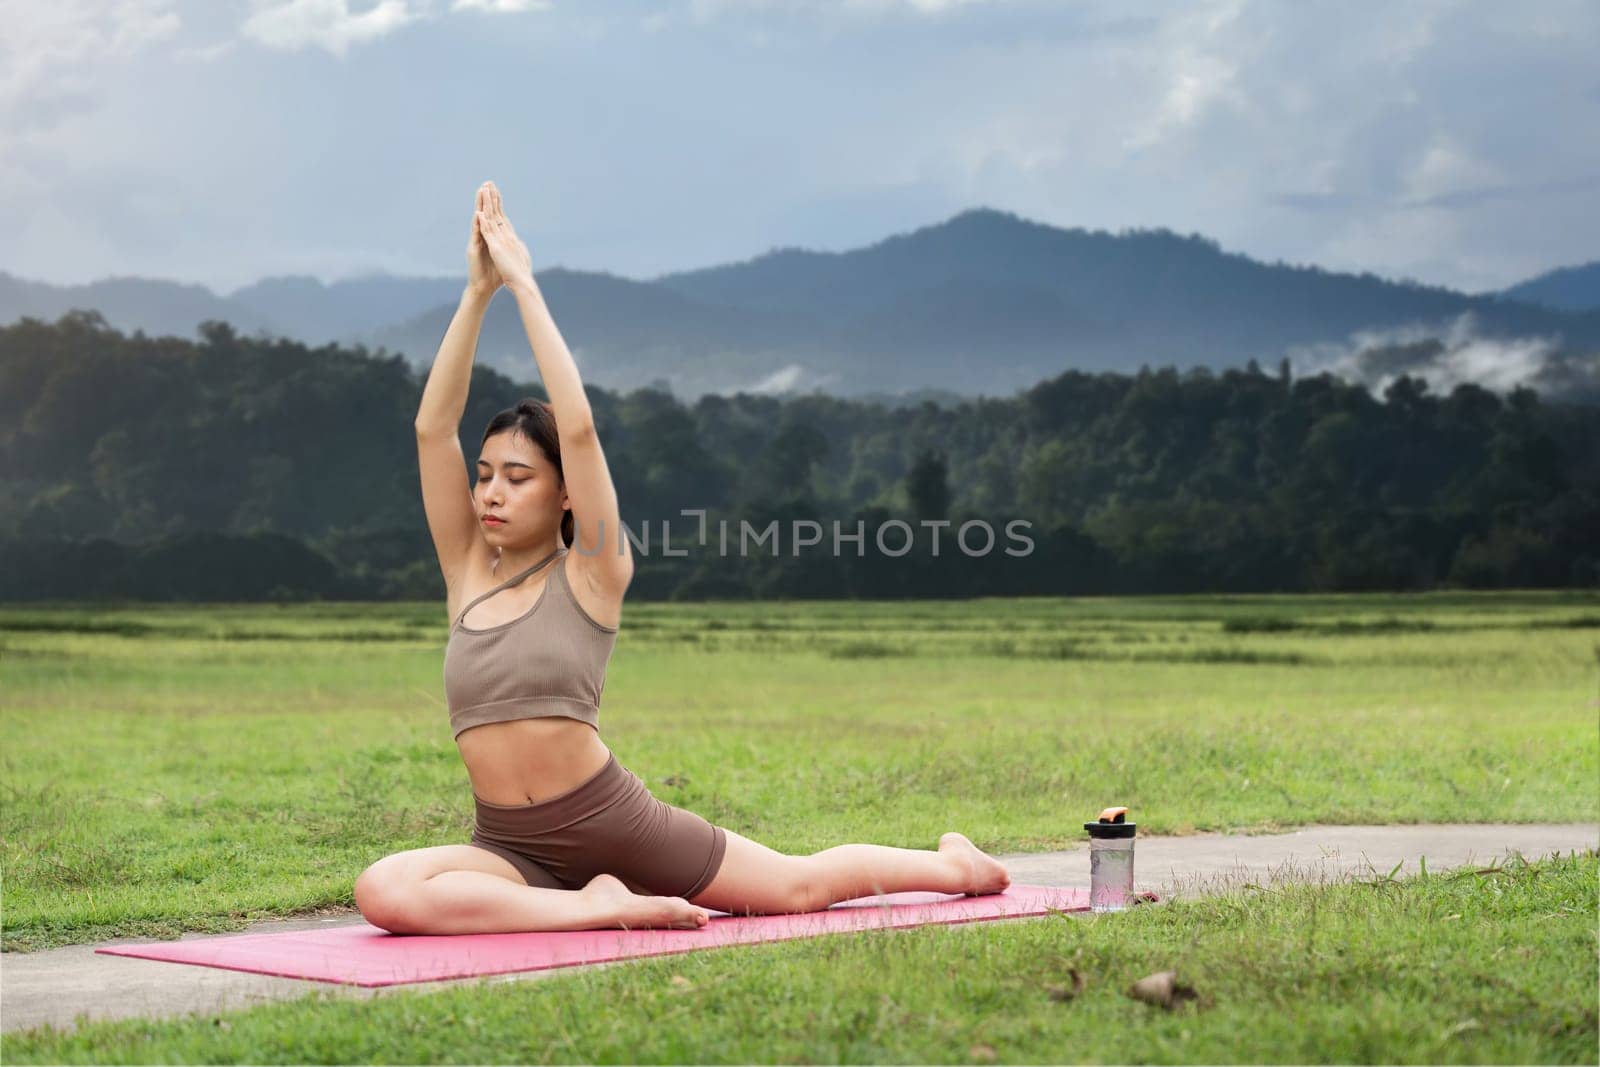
[{"left": 1084, "top": 805, "right": 1136, "bottom": 839}]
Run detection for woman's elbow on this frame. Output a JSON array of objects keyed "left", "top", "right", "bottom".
[
  {"left": 414, "top": 419, "right": 456, "bottom": 438},
  {"left": 560, "top": 413, "right": 598, "bottom": 442}
]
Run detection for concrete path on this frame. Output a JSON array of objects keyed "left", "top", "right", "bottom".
[{"left": 4, "top": 823, "right": 1594, "bottom": 1037}]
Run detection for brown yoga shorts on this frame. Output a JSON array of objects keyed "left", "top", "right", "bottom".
[{"left": 467, "top": 752, "right": 728, "bottom": 899}]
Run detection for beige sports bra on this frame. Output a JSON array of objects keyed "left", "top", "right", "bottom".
[{"left": 442, "top": 546, "right": 618, "bottom": 741}]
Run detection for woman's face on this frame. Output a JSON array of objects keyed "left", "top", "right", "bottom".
[{"left": 474, "top": 431, "right": 567, "bottom": 544}]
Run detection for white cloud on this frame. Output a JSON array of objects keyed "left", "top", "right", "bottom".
[
  {"left": 173, "top": 39, "right": 238, "bottom": 63},
  {"left": 856, "top": 0, "right": 987, "bottom": 11},
  {"left": 909, "top": 0, "right": 1598, "bottom": 292},
  {"left": 2, "top": 0, "right": 1596, "bottom": 295},
  {"left": 235, "top": 0, "right": 549, "bottom": 56},
  {"left": 0, "top": 0, "right": 180, "bottom": 132},
  {"left": 746, "top": 362, "right": 807, "bottom": 393},
  {"left": 686, "top": 0, "right": 993, "bottom": 20},
  {"left": 1121, "top": 0, "right": 1247, "bottom": 152},
  {"left": 720, "top": 362, "right": 840, "bottom": 396},
  {"left": 240, "top": 0, "right": 419, "bottom": 57},
  {"left": 451, "top": 0, "right": 551, "bottom": 12},
  {"left": 1289, "top": 313, "right": 1563, "bottom": 398},
  {"left": 1402, "top": 132, "right": 1506, "bottom": 205}
]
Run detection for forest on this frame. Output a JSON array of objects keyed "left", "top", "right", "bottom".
[{"left": 2, "top": 310, "right": 1595, "bottom": 601}]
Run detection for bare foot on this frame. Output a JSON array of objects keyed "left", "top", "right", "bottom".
[
  {"left": 938, "top": 832, "right": 1012, "bottom": 896},
  {"left": 580, "top": 872, "right": 710, "bottom": 930}
]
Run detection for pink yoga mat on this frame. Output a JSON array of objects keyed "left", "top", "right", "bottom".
[{"left": 96, "top": 885, "right": 1096, "bottom": 987}]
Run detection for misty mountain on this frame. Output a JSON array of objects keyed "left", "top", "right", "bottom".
[
  {"left": 0, "top": 271, "right": 280, "bottom": 340},
  {"left": 369, "top": 267, "right": 828, "bottom": 397},
  {"left": 4, "top": 208, "right": 1597, "bottom": 402},
  {"left": 650, "top": 208, "right": 1600, "bottom": 380},
  {"left": 227, "top": 273, "right": 467, "bottom": 344},
  {"left": 1497, "top": 261, "right": 1600, "bottom": 313}
]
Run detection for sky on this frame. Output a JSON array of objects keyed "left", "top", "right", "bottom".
[{"left": 2, "top": 0, "right": 1597, "bottom": 296}]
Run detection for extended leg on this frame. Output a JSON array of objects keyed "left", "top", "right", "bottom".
[
  {"left": 688, "top": 827, "right": 1012, "bottom": 916},
  {"left": 804, "top": 832, "right": 1011, "bottom": 909},
  {"left": 805, "top": 843, "right": 965, "bottom": 902}
]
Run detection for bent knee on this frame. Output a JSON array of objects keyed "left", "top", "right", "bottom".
[{"left": 353, "top": 865, "right": 421, "bottom": 933}]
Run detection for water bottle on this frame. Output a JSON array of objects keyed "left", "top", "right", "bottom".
[{"left": 1085, "top": 806, "right": 1136, "bottom": 912}]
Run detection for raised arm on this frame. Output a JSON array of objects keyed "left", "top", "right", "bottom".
[
  {"left": 413, "top": 184, "right": 503, "bottom": 595},
  {"left": 475, "top": 181, "right": 634, "bottom": 594}
]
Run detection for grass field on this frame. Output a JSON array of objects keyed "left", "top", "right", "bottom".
[
  {"left": 2, "top": 589, "right": 1596, "bottom": 1061},
  {"left": 8, "top": 850, "right": 1594, "bottom": 1064}
]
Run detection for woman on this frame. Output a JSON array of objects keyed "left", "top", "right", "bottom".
[{"left": 352, "top": 181, "right": 1011, "bottom": 934}]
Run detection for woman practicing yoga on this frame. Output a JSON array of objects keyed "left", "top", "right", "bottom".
[{"left": 353, "top": 181, "right": 1011, "bottom": 934}]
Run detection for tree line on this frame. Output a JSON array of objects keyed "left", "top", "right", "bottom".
[{"left": 1, "top": 309, "right": 1595, "bottom": 602}]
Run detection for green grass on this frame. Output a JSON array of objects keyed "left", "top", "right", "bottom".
[
  {"left": 6, "top": 850, "right": 1595, "bottom": 1064},
  {"left": 1, "top": 590, "right": 1596, "bottom": 954},
  {"left": 2, "top": 590, "right": 1597, "bottom": 1059}
]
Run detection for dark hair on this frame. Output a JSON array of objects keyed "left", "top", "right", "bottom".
[{"left": 480, "top": 398, "right": 573, "bottom": 547}]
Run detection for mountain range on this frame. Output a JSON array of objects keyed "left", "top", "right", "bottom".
[{"left": 3, "top": 208, "right": 1596, "bottom": 402}]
